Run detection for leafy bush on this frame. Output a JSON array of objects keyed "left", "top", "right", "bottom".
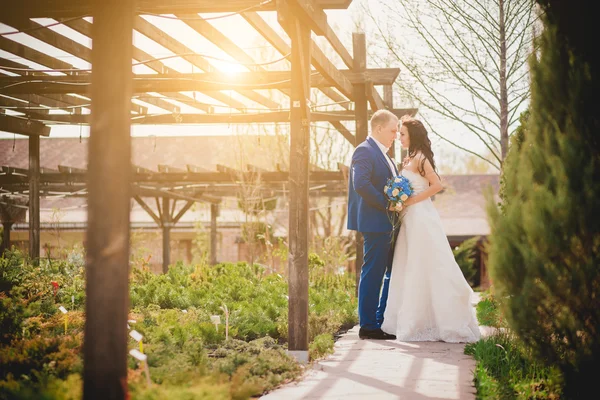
[
  {"left": 452, "top": 236, "right": 480, "bottom": 286},
  {"left": 475, "top": 292, "right": 505, "bottom": 328},
  {"left": 486, "top": 22, "right": 600, "bottom": 398},
  {"left": 1, "top": 252, "right": 356, "bottom": 399}
]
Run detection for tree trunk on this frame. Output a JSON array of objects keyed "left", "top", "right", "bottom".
[{"left": 499, "top": 0, "right": 509, "bottom": 161}]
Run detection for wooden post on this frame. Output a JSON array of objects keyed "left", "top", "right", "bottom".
[
  {"left": 162, "top": 197, "right": 171, "bottom": 274},
  {"left": 210, "top": 203, "right": 218, "bottom": 265},
  {"left": 1, "top": 222, "right": 12, "bottom": 254},
  {"left": 83, "top": 0, "right": 133, "bottom": 398},
  {"left": 383, "top": 85, "right": 396, "bottom": 160},
  {"left": 353, "top": 33, "right": 368, "bottom": 293},
  {"left": 28, "top": 134, "right": 40, "bottom": 260},
  {"left": 287, "top": 12, "right": 311, "bottom": 363}
]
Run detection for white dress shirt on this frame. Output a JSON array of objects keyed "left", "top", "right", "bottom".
[{"left": 371, "top": 136, "right": 398, "bottom": 175}]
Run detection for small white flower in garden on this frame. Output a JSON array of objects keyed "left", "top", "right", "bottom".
[
  {"left": 392, "top": 188, "right": 399, "bottom": 196},
  {"left": 400, "top": 194, "right": 408, "bottom": 201}
]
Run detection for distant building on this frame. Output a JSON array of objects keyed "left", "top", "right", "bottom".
[{"left": 1, "top": 137, "right": 498, "bottom": 287}]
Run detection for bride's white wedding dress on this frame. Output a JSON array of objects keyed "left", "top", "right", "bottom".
[{"left": 381, "top": 169, "right": 481, "bottom": 343}]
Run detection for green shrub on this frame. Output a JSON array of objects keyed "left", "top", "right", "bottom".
[
  {"left": 309, "top": 333, "right": 334, "bottom": 361},
  {"left": 452, "top": 236, "right": 480, "bottom": 286},
  {"left": 486, "top": 22, "right": 600, "bottom": 398},
  {"left": 1, "top": 252, "right": 355, "bottom": 398}
]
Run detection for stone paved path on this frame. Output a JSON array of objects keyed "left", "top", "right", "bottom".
[{"left": 261, "top": 294, "right": 490, "bottom": 400}]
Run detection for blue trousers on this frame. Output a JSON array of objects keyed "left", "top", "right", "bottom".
[{"left": 359, "top": 231, "right": 395, "bottom": 330}]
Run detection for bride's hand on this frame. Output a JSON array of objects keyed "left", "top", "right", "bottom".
[{"left": 389, "top": 203, "right": 404, "bottom": 212}]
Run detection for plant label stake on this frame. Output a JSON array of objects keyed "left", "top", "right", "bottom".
[
  {"left": 129, "top": 349, "right": 151, "bottom": 387},
  {"left": 220, "top": 304, "right": 230, "bottom": 340},
  {"left": 210, "top": 315, "right": 221, "bottom": 333},
  {"left": 59, "top": 306, "right": 68, "bottom": 334}
]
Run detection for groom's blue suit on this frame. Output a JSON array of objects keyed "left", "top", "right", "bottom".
[{"left": 348, "top": 136, "right": 398, "bottom": 330}]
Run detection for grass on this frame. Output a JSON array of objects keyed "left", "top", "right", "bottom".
[{"left": 465, "top": 294, "right": 563, "bottom": 399}]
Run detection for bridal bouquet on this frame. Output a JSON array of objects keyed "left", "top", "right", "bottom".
[{"left": 384, "top": 175, "right": 413, "bottom": 212}]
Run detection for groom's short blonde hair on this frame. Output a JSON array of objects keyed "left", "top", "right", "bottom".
[{"left": 370, "top": 109, "right": 398, "bottom": 131}]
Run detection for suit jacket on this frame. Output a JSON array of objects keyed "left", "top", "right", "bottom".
[{"left": 347, "top": 136, "right": 399, "bottom": 233}]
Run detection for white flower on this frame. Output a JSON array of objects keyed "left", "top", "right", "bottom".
[
  {"left": 392, "top": 188, "right": 399, "bottom": 196},
  {"left": 400, "top": 194, "right": 408, "bottom": 201},
  {"left": 395, "top": 203, "right": 403, "bottom": 211},
  {"left": 384, "top": 185, "right": 389, "bottom": 192},
  {"left": 394, "top": 178, "right": 401, "bottom": 183}
]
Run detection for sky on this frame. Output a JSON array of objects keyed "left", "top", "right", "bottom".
[{"left": 0, "top": 0, "right": 528, "bottom": 172}]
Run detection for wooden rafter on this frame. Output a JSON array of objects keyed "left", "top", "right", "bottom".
[
  {"left": 243, "top": 11, "right": 353, "bottom": 102},
  {"left": 0, "top": 114, "right": 50, "bottom": 136},
  {"left": 0, "top": 33, "right": 147, "bottom": 114},
  {"left": 61, "top": 18, "right": 209, "bottom": 113},
  {"left": 4, "top": 0, "right": 353, "bottom": 19},
  {"left": 365, "top": 81, "right": 385, "bottom": 111},
  {"left": 287, "top": 0, "right": 353, "bottom": 69},
  {"left": 13, "top": 108, "right": 416, "bottom": 124},
  {"left": 0, "top": 68, "right": 399, "bottom": 95},
  {"left": 133, "top": 16, "right": 279, "bottom": 110}
]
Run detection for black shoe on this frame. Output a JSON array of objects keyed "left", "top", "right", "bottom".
[{"left": 358, "top": 327, "right": 396, "bottom": 340}]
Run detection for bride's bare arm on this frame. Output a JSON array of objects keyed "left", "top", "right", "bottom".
[{"left": 403, "top": 157, "right": 443, "bottom": 207}]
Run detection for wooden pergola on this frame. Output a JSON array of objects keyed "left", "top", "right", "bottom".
[{"left": 0, "top": 1, "right": 414, "bottom": 398}]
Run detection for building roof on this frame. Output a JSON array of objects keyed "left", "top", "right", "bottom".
[
  {"left": 3, "top": 137, "right": 500, "bottom": 237},
  {"left": 435, "top": 174, "right": 500, "bottom": 236},
  {"left": 0, "top": 135, "right": 288, "bottom": 171}
]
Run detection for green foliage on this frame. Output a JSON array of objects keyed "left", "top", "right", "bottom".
[
  {"left": 452, "top": 236, "right": 480, "bottom": 286},
  {"left": 1, "top": 252, "right": 355, "bottom": 399},
  {"left": 475, "top": 292, "right": 505, "bottom": 329},
  {"left": 465, "top": 333, "right": 563, "bottom": 399},
  {"left": 309, "top": 334, "right": 334, "bottom": 361},
  {"left": 487, "top": 23, "right": 600, "bottom": 398},
  {"left": 499, "top": 110, "right": 529, "bottom": 214}
]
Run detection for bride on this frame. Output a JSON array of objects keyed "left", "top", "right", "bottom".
[{"left": 381, "top": 117, "right": 481, "bottom": 343}]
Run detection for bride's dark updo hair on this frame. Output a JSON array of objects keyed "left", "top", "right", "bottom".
[{"left": 401, "top": 117, "right": 439, "bottom": 178}]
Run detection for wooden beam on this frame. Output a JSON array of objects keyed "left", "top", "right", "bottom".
[
  {"left": 365, "top": 81, "right": 385, "bottom": 111},
  {"left": 330, "top": 121, "right": 354, "bottom": 145},
  {"left": 186, "top": 164, "right": 210, "bottom": 172},
  {"left": 0, "top": 15, "right": 92, "bottom": 61},
  {"left": 177, "top": 13, "right": 295, "bottom": 102},
  {"left": 162, "top": 196, "right": 171, "bottom": 273},
  {"left": 157, "top": 164, "right": 185, "bottom": 173},
  {"left": 0, "top": 68, "right": 400, "bottom": 94},
  {"left": 133, "top": 16, "right": 279, "bottom": 110},
  {"left": 58, "top": 165, "right": 87, "bottom": 173},
  {"left": 28, "top": 134, "right": 40, "bottom": 260},
  {"left": 287, "top": 13, "right": 311, "bottom": 361},
  {"left": 0, "top": 36, "right": 75, "bottom": 71},
  {"left": 172, "top": 200, "right": 194, "bottom": 224},
  {"left": 0, "top": 26, "right": 148, "bottom": 114},
  {"left": 20, "top": 108, "right": 417, "bottom": 124},
  {"left": 352, "top": 32, "right": 367, "bottom": 289},
  {"left": 3, "top": 0, "right": 353, "bottom": 19},
  {"left": 310, "top": 41, "right": 353, "bottom": 100},
  {"left": 242, "top": 12, "right": 351, "bottom": 108},
  {"left": 54, "top": 17, "right": 207, "bottom": 113},
  {"left": 285, "top": 0, "right": 353, "bottom": 69},
  {"left": 0, "top": 114, "right": 50, "bottom": 136},
  {"left": 384, "top": 84, "right": 395, "bottom": 159},
  {"left": 133, "top": 195, "right": 161, "bottom": 225},
  {"left": 0, "top": 222, "right": 12, "bottom": 254},
  {"left": 82, "top": 0, "right": 133, "bottom": 398},
  {"left": 210, "top": 203, "right": 218, "bottom": 265}
]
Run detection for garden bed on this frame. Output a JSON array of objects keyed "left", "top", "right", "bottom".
[{"left": 0, "top": 251, "right": 357, "bottom": 400}]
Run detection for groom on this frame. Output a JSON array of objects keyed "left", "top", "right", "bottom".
[{"left": 347, "top": 109, "right": 399, "bottom": 340}]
